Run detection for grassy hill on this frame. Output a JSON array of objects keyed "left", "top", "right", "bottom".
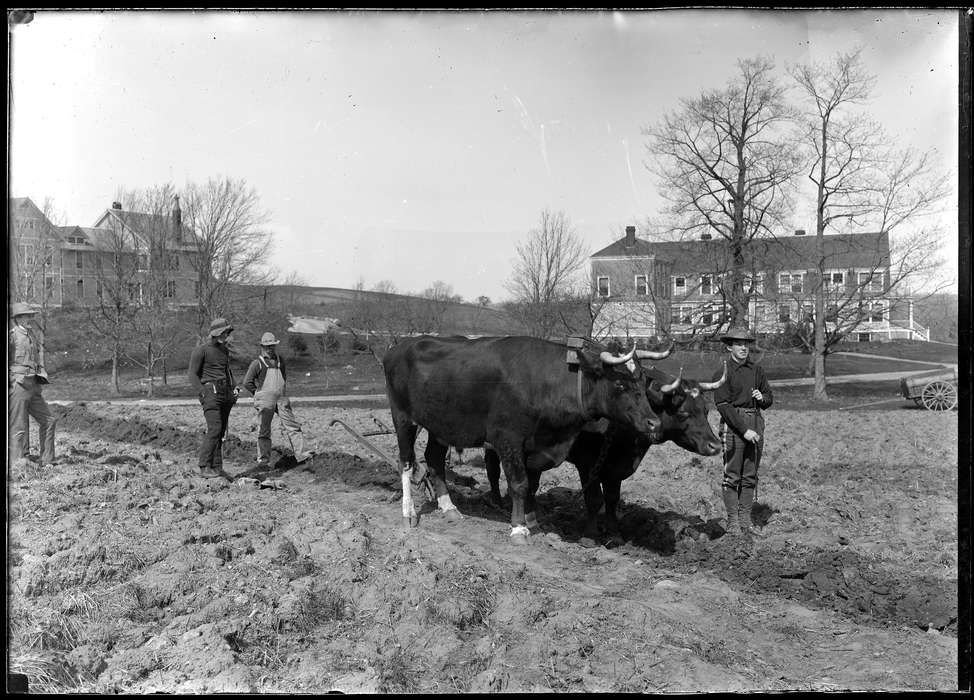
[{"left": 262, "top": 285, "right": 525, "bottom": 336}]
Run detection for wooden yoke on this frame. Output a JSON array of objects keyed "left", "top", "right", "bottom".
[{"left": 565, "top": 336, "right": 586, "bottom": 365}]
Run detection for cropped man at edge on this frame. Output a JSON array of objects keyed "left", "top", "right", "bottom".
[
  {"left": 712, "top": 325, "right": 773, "bottom": 542},
  {"left": 8, "top": 302, "right": 56, "bottom": 468},
  {"left": 187, "top": 317, "right": 239, "bottom": 479}
]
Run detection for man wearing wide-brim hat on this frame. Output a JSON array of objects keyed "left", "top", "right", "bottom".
[
  {"left": 241, "top": 331, "right": 314, "bottom": 468},
  {"left": 8, "top": 302, "right": 57, "bottom": 468},
  {"left": 711, "top": 324, "right": 773, "bottom": 542},
  {"left": 186, "top": 317, "right": 241, "bottom": 479}
]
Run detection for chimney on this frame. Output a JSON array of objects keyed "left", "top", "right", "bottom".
[
  {"left": 795, "top": 229, "right": 806, "bottom": 236},
  {"left": 625, "top": 225, "right": 636, "bottom": 247},
  {"left": 700, "top": 232, "right": 712, "bottom": 240},
  {"left": 173, "top": 195, "right": 182, "bottom": 243},
  {"left": 112, "top": 201, "right": 122, "bottom": 210}
]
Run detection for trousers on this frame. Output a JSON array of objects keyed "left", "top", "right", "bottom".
[
  {"left": 8, "top": 377, "right": 56, "bottom": 464},
  {"left": 255, "top": 397, "right": 305, "bottom": 464},
  {"left": 198, "top": 385, "right": 236, "bottom": 470},
  {"left": 720, "top": 407, "right": 764, "bottom": 492}
]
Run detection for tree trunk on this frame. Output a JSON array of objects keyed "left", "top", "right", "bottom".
[
  {"left": 812, "top": 122, "right": 830, "bottom": 403},
  {"left": 111, "top": 349, "right": 120, "bottom": 394}
]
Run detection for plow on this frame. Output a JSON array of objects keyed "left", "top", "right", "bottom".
[{"left": 328, "top": 418, "right": 435, "bottom": 500}]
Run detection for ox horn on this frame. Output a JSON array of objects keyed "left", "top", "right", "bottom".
[
  {"left": 659, "top": 366, "right": 683, "bottom": 394},
  {"left": 635, "top": 342, "right": 674, "bottom": 361},
  {"left": 698, "top": 361, "right": 728, "bottom": 391},
  {"left": 600, "top": 342, "right": 637, "bottom": 365}
]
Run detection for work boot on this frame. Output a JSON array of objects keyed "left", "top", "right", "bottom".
[
  {"left": 739, "top": 487, "right": 756, "bottom": 539},
  {"left": 722, "top": 488, "right": 740, "bottom": 538},
  {"left": 199, "top": 466, "right": 229, "bottom": 480}
]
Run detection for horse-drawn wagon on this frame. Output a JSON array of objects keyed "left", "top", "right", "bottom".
[{"left": 900, "top": 367, "right": 958, "bottom": 411}]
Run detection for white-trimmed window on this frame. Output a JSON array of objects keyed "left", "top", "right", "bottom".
[
  {"left": 857, "top": 270, "right": 884, "bottom": 293},
  {"left": 596, "top": 276, "right": 610, "bottom": 298},
  {"left": 779, "top": 271, "right": 804, "bottom": 294},
  {"left": 75, "top": 250, "right": 83, "bottom": 270},
  {"left": 670, "top": 304, "right": 693, "bottom": 325},
  {"left": 76, "top": 279, "right": 85, "bottom": 298},
  {"left": 168, "top": 255, "right": 180, "bottom": 271},
  {"left": 868, "top": 302, "right": 885, "bottom": 323},
  {"left": 634, "top": 274, "right": 649, "bottom": 296},
  {"left": 673, "top": 276, "right": 687, "bottom": 295},
  {"left": 744, "top": 273, "right": 764, "bottom": 296},
  {"left": 164, "top": 280, "right": 177, "bottom": 298},
  {"left": 700, "top": 274, "right": 715, "bottom": 296},
  {"left": 778, "top": 304, "right": 791, "bottom": 323},
  {"left": 20, "top": 244, "right": 36, "bottom": 266},
  {"left": 824, "top": 270, "right": 845, "bottom": 289},
  {"left": 137, "top": 254, "right": 149, "bottom": 272}
]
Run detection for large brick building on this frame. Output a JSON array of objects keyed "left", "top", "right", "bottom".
[
  {"left": 9, "top": 197, "right": 199, "bottom": 309},
  {"left": 590, "top": 225, "right": 928, "bottom": 342}
]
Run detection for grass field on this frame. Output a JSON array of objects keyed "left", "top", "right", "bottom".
[{"left": 43, "top": 340, "right": 955, "bottom": 409}]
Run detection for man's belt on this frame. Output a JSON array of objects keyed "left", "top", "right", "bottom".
[{"left": 202, "top": 378, "right": 232, "bottom": 393}]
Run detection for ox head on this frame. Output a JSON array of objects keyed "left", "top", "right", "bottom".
[
  {"left": 643, "top": 362, "right": 727, "bottom": 455},
  {"left": 575, "top": 341, "right": 662, "bottom": 440}
]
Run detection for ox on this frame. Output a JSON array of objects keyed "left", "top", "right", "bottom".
[
  {"left": 480, "top": 360, "right": 727, "bottom": 545},
  {"left": 382, "top": 335, "right": 664, "bottom": 543}
]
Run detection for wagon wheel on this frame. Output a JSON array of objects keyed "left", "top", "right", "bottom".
[{"left": 921, "top": 381, "right": 957, "bottom": 411}]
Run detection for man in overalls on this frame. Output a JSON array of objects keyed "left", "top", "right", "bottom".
[
  {"left": 242, "top": 332, "right": 312, "bottom": 468},
  {"left": 712, "top": 325, "right": 773, "bottom": 541}
]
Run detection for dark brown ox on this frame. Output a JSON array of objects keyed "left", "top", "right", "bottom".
[
  {"left": 481, "top": 355, "right": 726, "bottom": 545},
  {"left": 382, "top": 335, "right": 662, "bottom": 543}
]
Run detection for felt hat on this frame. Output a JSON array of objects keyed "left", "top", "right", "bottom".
[
  {"left": 10, "top": 302, "right": 38, "bottom": 318},
  {"left": 259, "top": 332, "right": 280, "bottom": 346},
  {"left": 721, "top": 326, "right": 756, "bottom": 343},
  {"left": 208, "top": 317, "right": 233, "bottom": 337}
]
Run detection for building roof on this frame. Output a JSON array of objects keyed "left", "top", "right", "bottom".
[
  {"left": 56, "top": 225, "right": 137, "bottom": 251},
  {"left": 93, "top": 208, "right": 198, "bottom": 249},
  {"left": 592, "top": 230, "right": 890, "bottom": 273},
  {"left": 10, "top": 197, "right": 46, "bottom": 219}
]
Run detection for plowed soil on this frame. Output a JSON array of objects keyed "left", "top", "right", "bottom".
[{"left": 7, "top": 400, "right": 959, "bottom": 693}]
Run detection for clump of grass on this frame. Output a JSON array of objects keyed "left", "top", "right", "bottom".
[
  {"left": 9, "top": 652, "right": 82, "bottom": 694},
  {"left": 293, "top": 585, "right": 351, "bottom": 631},
  {"left": 375, "top": 643, "right": 424, "bottom": 694},
  {"left": 424, "top": 567, "right": 496, "bottom": 631}
]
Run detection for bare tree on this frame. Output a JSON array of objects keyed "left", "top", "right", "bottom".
[
  {"left": 10, "top": 198, "right": 64, "bottom": 333},
  {"left": 117, "top": 185, "right": 185, "bottom": 396},
  {"left": 505, "top": 208, "right": 589, "bottom": 339},
  {"left": 790, "top": 49, "right": 951, "bottom": 401},
  {"left": 418, "top": 280, "right": 462, "bottom": 334},
  {"left": 182, "top": 176, "right": 275, "bottom": 338},
  {"left": 644, "top": 56, "right": 803, "bottom": 327},
  {"left": 87, "top": 204, "right": 145, "bottom": 393}
]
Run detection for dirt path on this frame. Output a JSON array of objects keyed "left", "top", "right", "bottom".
[{"left": 7, "top": 402, "right": 959, "bottom": 693}]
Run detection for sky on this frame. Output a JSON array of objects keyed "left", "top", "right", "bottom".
[{"left": 8, "top": 9, "right": 960, "bottom": 303}]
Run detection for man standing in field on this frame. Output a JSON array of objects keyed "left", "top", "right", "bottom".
[
  {"left": 712, "top": 325, "right": 773, "bottom": 542},
  {"left": 242, "top": 331, "right": 313, "bottom": 469},
  {"left": 187, "top": 317, "right": 239, "bottom": 479},
  {"left": 8, "top": 302, "right": 56, "bottom": 468}
]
